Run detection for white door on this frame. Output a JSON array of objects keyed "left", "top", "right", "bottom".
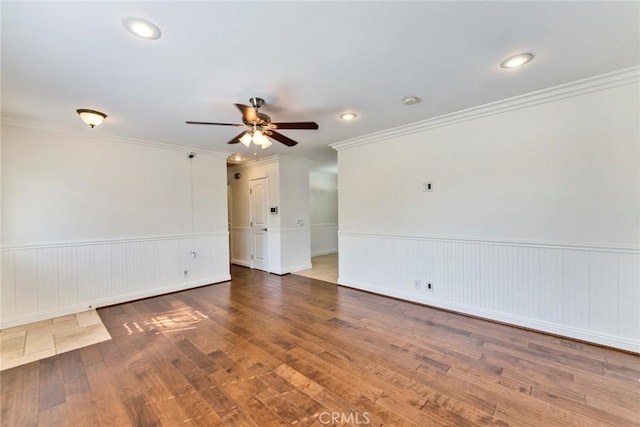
[{"left": 250, "top": 177, "right": 268, "bottom": 271}]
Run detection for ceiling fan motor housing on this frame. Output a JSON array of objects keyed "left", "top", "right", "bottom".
[{"left": 243, "top": 112, "right": 271, "bottom": 127}]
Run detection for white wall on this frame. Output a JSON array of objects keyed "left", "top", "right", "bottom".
[
  {"left": 279, "top": 161, "right": 312, "bottom": 272},
  {"left": 228, "top": 156, "right": 312, "bottom": 274},
  {"left": 310, "top": 171, "right": 338, "bottom": 256},
  {"left": 332, "top": 68, "right": 640, "bottom": 352},
  {"left": 1, "top": 122, "right": 230, "bottom": 328}
]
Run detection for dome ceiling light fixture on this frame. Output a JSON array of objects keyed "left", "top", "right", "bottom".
[
  {"left": 77, "top": 109, "right": 107, "bottom": 128},
  {"left": 122, "top": 17, "right": 162, "bottom": 40},
  {"left": 500, "top": 53, "right": 534, "bottom": 69},
  {"left": 228, "top": 153, "right": 244, "bottom": 163}
]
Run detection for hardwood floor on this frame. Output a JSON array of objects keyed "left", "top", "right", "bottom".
[{"left": 2, "top": 265, "right": 639, "bottom": 426}]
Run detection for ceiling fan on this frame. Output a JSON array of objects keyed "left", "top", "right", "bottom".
[{"left": 186, "top": 97, "right": 318, "bottom": 148}]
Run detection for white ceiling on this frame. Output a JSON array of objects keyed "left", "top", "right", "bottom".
[{"left": 2, "top": 1, "right": 638, "bottom": 173}]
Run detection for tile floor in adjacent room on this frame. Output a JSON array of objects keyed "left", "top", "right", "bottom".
[
  {"left": 294, "top": 252, "right": 338, "bottom": 284},
  {"left": 0, "top": 309, "right": 111, "bottom": 371}
]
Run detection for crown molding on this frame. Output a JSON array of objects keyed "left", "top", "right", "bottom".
[
  {"left": 228, "top": 154, "right": 315, "bottom": 171},
  {"left": 331, "top": 66, "right": 640, "bottom": 151},
  {"left": 310, "top": 170, "right": 338, "bottom": 178},
  {"left": 0, "top": 115, "right": 230, "bottom": 159},
  {"left": 274, "top": 155, "right": 316, "bottom": 167}
]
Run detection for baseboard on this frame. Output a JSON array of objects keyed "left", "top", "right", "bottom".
[
  {"left": 289, "top": 263, "right": 313, "bottom": 273},
  {"left": 311, "top": 249, "right": 338, "bottom": 257},
  {"left": 337, "top": 277, "right": 640, "bottom": 354},
  {"left": 270, "top": 263, "right": 313, "bottom": 275},
  {"left": 230, "top": 259, "right": 252, "bottom": 268},
  {"left": 0, "top": 274, "right": 231, "bottom": 329}
]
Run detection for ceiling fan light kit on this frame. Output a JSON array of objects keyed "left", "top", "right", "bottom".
[
  {"left": 239, "top": 132, "right": 252, "bottom": 147},
  {"left": 239, "top": 129, "right": 272, "bottom": 149},
  {"left": 186, "top": 97, "right": 319, "bottom": 148}
]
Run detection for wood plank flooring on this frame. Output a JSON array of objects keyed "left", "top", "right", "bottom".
[{"left": 2, "top": 265, "right": 639, "bottom": 426}]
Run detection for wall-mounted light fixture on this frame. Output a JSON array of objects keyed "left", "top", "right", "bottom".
[{"left": 77, "top": 109, "right": 107, "bottom": 128}]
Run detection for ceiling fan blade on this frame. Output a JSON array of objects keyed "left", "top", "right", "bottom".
[
  {"left": 271, "top": 122, "right": 319, "bottom": 130},
  {"left": 186, "top": 121, "right": 244, "bottom": 126},
  {"left": 267, "top": 130, "right": 298, "bottom": 147},
  {"left": 235, "top": 104, "right": 258, "bottom": 123},
  {"left": 226, "top": 131, "right": 249, "bottom": 144}
]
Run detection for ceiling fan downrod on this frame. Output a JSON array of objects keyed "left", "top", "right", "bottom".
[{"left": 249, "top": 97, "right": 264, "bottom": 111}]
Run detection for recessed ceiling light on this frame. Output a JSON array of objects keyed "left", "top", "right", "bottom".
[
  {"left": 122, "top": 17, "right": 162, "bottom": 40},
  {"left": 339, "top": 112, "right": 357, "bottom": 121},
  {"left": 402, "top": 96, "right": 420, "bottom": 106},
  {"left": 500, "top": 53, "right": 534, "bottom": 69}
]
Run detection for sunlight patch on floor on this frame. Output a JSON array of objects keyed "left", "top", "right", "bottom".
[{"left": 121, "top": 309, "right": 209, "bottom": 335}]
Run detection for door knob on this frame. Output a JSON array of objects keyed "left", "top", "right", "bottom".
[{"left": 262, "top": 228, "right": 268, "bottom": 231}]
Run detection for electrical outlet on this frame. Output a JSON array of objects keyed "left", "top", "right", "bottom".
[
  {"left": 426, "top": 282, "right": 433, "bottom": 292},
  {"left": 414, "top": 280, "right": 421, "bottom": 290}
]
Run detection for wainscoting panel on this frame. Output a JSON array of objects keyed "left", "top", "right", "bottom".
[
  {"left": 1, "top": 251, "right": 16, "bottom": 318},
  {"left": 338, "top": 232, "right": 639, "bottom": 352},
  {"left": 589, "top": 252, "right": 620, "bottom": 336},
  {"left": 561, "top": 250, "right": 590, "bottom": 330},
  {"left": 310, "top": 223, "right": 338, "bottom": 256},
  {"left": 1, "top": 233, "right": 230, "bottom": 328},
  {"left": 14, "top": 250, "right": 38, "bottom": 316},
  {"left": 618, "top": 252, "right": 640, "bottom": 341},
  {"left": 230, "top": 226, "right": 251, "bottom": 266},
  {"left": 275, "top": 228, "right": 312, "bottom": 274}
]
